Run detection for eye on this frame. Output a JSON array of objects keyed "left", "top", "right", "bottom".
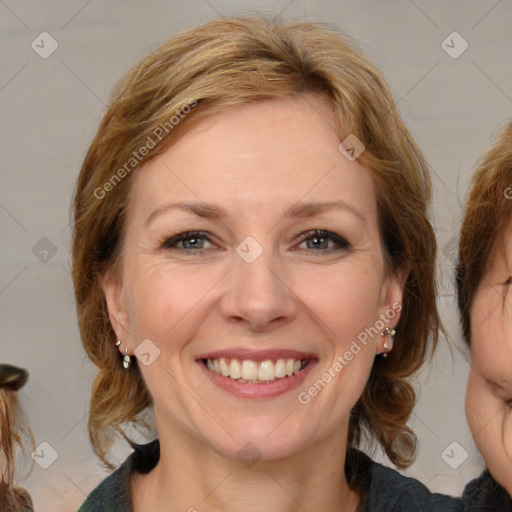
[
  {"left": 159, "top": 229, "right": 351, "bottom": 255},
  {"left": 505, "top": 277, "right": 512, "bottom": 286},
  {"left": 295, "top": 229, "right": 351, "bottom": 252},
  {"left": 161, "top": 231, "right": 216, "bottom": 253}
]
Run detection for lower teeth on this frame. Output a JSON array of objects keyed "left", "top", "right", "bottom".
[{"left": 237, "top": 377, "right": 280, "bottom": 384}]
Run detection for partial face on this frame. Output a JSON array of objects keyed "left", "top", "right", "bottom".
[
  {"left": 103, "top": 94, "right": 403, "bottom": 462},
  {"left": 466, "top": 225, "right": 512, "bottom": 496}
]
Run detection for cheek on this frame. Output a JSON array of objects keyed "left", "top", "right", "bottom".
[
  {"left": 465, "top": 372, "right": 479, "bottom": 433},
  {"left": 466, "top": 372, "right": 512, "bottom": 471},
  {"left": 465, "top": 372, "right": 495, "bottom": 453},
  {"left": 504, "top": 412, "right": 512, "bottom": 460},
  {"left": 127, "top": 263, "right": 222, "bottom": 339},
  {"left": 488, "top": 411, "right": 512, "bottom": 495},
  {"left": 307, "top": 266, "right": 382, "bottom": 328}
]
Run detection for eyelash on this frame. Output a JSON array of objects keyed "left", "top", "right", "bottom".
[{"left": 160, "top": 229, "right": 351, "bottom": 255}]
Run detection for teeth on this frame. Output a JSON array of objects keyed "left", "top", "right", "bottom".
[
  {"left": 229, "top": 359, "right": 241, "bottom": 379},
  {"left": 275, "top": 359, "right": 286, "bottom": 378},
  {"left": 219, "top": 358, "right": 229, "bottom": 376},
  {"left": 205, "top": 357, "right": 307, "bottom": 382},
  {"left": 258, "top": 360, "right": 274, "bottom": 381},
  {"left": 241, "top": 360, "right": 258, "bottom": 380}
]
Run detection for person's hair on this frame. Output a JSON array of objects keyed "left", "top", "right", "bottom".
[
  {"left": 72, "top": 14, "right": 441, "bottom": 471},
  {"left": 0, "top": 364, "right": 34, "bottom": 511},
  {"left": 456, "top": 121, "right": 512, "bottom": 345}
]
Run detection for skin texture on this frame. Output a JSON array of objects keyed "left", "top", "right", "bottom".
[
  {"left": 466, "top": 226, "right": 512, "bottom": 497},
  {"left": 102, "top": 94, "right": 405, "bottom": 512}
]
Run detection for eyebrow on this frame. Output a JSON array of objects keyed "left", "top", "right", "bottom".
[{"left": 144, "top": 199, "right": 366, "bottom": 227}]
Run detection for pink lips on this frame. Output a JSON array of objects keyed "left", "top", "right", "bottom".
[
  {"left": 196, "top": 348, "right": 318, "bottom": 399},
  {"left": 196, "top": 348, "right": 318, "bottom": 363}
]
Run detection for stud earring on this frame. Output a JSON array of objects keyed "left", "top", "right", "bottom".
[{"left": 381, "top": 327, "right": 396, "bottom": 358}]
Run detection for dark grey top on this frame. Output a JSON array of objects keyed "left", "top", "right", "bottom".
[
  {"left": 462, "top": 468, "right": 512, "bottom": 511},
  {"left": 78, "top": 439, "right": 464, "bottom": 512}
]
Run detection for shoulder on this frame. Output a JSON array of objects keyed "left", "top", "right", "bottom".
[
  {"left": 77, "top": 440, "right": 160, "bottom": 512},
  {"left": 462, "top": 469, "right": 512, "bottom": 511},
  {"left": 350, "top": 450, "right": 463, "bottom": 512},
  {"left": 76, "top": 458, "right": 132, "bottom": 512}
]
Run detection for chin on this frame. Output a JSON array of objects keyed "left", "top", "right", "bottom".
[{"left": 208, "top": 418, "right": 309, "bottom": 462}]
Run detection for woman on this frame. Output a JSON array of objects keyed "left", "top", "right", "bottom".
[
  {"left": 457, "top": 121, "right": 512, "bottom": 510},
  {"left": 72, "top": 15, "right": 462, "bottom": 511},
  {"left": 0, "top": 363, "right": 34, "bottom": 512}
]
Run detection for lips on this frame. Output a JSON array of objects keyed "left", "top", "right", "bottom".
[
  {"left": 196, "top": 349, "right": 318, "bottom": 362},
  {"left": 196, "top": 348, "right": 318, "bottom": 392}
]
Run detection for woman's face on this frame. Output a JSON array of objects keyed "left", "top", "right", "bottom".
[
  {"left": 466, "top": 225, "right": 512, "bottom": 495},
  {"left": 103, "top": 94, "right": 404, "bottom": 462}
]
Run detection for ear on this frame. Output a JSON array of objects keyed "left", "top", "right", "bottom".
[
  {"left": 99, "top": 270, "right": 132, "bottom": 350},
  {"left": 376, "top": 260, "right": 410, "bottom": 351}
]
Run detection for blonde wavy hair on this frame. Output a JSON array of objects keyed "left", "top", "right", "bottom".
[{"left": 72, "top": 14, "right": 440, "bottom": 471}]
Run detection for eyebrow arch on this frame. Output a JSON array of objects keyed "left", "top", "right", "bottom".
[{"left": 144, "top": 199, "right": 366, "bottom": 227}]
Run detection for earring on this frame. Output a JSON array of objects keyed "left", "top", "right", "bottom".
[
  {"left": 123, "top": 347, "right": 131, "bottom": 369},
  {"left": 381, "top": 327, "right": 396, "bottom": 358},
  {"left": 116, "top": 340, "right": 131, "bottom": 369}
]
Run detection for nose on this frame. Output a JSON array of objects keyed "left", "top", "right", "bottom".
[{"left": 220, "top": 247, "right": 297, "bottom": 333}]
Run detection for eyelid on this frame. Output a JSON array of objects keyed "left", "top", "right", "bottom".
[
  {"left": 160, "top": 229, "right": 350, "bottom": 252},
  {"left": 161, "top": 231, "right": 217, "bottom": 250},
  {"left": 294, "top": 229, "right": 351, "bottom": 250}
]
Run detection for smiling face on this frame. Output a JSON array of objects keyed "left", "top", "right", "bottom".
[
  {"left": 466, "top": 224, "right": 512, "bottom": 495},
  {"left": 102, "top": 94, "right": 404, "bottom": 463}
]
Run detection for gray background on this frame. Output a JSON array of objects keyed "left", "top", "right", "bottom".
[{"left": 1, "top": 0, "right": 511, "bottom": 509}]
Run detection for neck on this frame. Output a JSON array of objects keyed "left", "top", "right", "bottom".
[{"left": 131, "top": 419, "right": 361, "bottom": 512}]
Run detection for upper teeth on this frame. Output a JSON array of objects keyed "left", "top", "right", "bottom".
[{"left": 205, "top": 357, "right": 306, "bottom": 382}]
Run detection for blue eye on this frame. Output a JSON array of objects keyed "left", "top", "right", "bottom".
[
  {"left": 162, "top": 231, "right": 214, "bottom": 252},
  {"left": 160, "top": 229, "right": 351, "bottom": 255},
  {"left": 295, "top": 229, "right": 351, "bottom": 252}
]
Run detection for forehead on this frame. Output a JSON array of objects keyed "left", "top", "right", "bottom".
[{"left": 128, "top": 94, "right": 377, "bottom": 224}]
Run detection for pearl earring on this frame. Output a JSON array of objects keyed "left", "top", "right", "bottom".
[
  {"left": 123, "top": 347, "right": 131, "bottom": 369},
  {"left": 381, "top": 327, "right": 396, "bottom": 358},
  {"left": 116, "top": 340, "right": 131, "bottom": 369}
]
